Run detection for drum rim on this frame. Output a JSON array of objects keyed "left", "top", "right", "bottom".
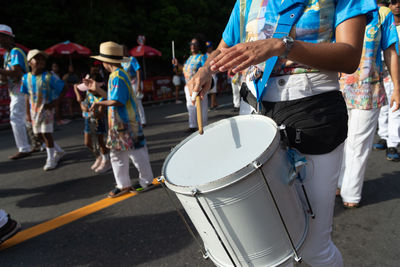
[{"left": 162, "top": 114, "right": 281, "bottom": 195}]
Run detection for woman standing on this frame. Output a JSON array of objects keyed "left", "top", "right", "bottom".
[
  {"left": 172, "top": 35, "right": 208, "bottom": 133},
  {"left": 338, "top": 5, "right": 400, "bottom": 208},
  {"left": 187, "top": 1, "right": 377, "bottom": 266}
]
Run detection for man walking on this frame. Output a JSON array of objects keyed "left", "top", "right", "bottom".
[{"left": 0, "top": 24, "right": 31, "bottom": 159}]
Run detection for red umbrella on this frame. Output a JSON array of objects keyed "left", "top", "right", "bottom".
[
  {"left": 45, "top": 40, "right": 91, "bottom": 57},
  {"left": 0, "top": 43, "right": 30, "bottom": 56},
  {"left": 129, "top": 45, "right": 162, "bottom": 58},
  {"left": 129, "top": 45, "right": 162, "bottom": 79}
]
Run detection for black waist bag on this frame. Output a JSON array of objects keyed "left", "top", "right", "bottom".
[{"left": 241, "top": 83, "right": 348, "bottom": 155}]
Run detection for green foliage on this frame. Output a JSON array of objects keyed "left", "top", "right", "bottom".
[{"left": 0, "top": 0, "right": 235, "bottom": 74}]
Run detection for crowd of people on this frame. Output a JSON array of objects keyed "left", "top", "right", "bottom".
[{"left": 1, "top": 0, "right": 400, "bottom": 266}]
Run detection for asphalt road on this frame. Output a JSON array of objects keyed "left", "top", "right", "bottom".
[{"left": 1, "top": 94, "right": 399, "bottom": 267}]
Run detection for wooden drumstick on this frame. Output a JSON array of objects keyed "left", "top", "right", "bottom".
[{"left": 196, "top": 95, "right": 204, "bottom": 135}]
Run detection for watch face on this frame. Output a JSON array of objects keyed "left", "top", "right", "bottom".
[{"left": 281, "top": 36, "right": 294, "bottom": 59}]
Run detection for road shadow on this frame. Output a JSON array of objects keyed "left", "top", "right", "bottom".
[
  {"left": 0, "top": 144, "right": 92, "bottom": 175},
  {"left": 0, "top": 165, "right": 147, "bottom": 208},
  {"left": 361, "top": 170, "right": 400, "bottom": 207},
  {"left": 1, "top": 211, "right": 210, "bottom": 266},
  {"left": 333, "top": 170, "right": 400, "bottom": 215}
]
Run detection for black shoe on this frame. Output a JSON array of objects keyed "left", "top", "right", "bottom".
[
  {"left": 232, "top": 107, "right": 240, "bottom": 112},
  {"left": 107, "top": 187, "right": 131, "bottom": 198},
  {"left": 386, "top": 147, "right": 400, "bottom": 162},
  {"left": 0, "top": 216, "right": 21, "bottom": 244},
  {"left": 185, "top": 128, "right": 197, "bottom": 133},
  {"left": 131, "top": 182, "right": 156, "bottom": 192},
  {"left": 373, "top": 139, "right": 387, "bottom": 150}
]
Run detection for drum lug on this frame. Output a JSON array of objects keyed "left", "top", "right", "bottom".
[
  {"left": 157, "top": 176, "right": 165, "bottom": 183},
  {"left": 294, "top": 255, "right": 302, "bottom": 263},
  {"left": 203, "top": 250, "right": 210, "bottom": 259},
  {"left": 191, "top": 188, "right": 199, "bottom": 196},
  {"left": 252, "top": 161, "right": 262, "bottom": 169}
]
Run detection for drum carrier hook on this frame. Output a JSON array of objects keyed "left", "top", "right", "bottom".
[{"left": 253, "top": 160, "right": 303, "bottom": 263}]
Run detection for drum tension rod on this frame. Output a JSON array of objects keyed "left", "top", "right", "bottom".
[
  {"left": 192, "top": 189, "right": 238, "bottom": 267},
  {"left": 157, "top": 176, "right": 209, "bottom": 260},
  {"left": 299, "top": 179, "right": 315, "bottom": 219},
  {"left": 254, "top": 161, "right": 303, "bottom": 264}
]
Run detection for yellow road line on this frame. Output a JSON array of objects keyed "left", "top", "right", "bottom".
[{"left": 0, "top": 178, "right": 161, "bottom": 251}]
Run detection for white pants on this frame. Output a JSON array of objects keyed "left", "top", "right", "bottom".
[
  {"left": 231, "top": 81, "right": 241, "bottom": 108},
  {"left": 0, "top": 209, "right": 8, "bottom": 228},
  {"left": 243, "top": 72, "right": 344, "bottom": 266},
  {"left": 110, "top": 146, "right": 154, "bottom": 189},
  {"left": 132, "top": 80, "right": 146, "bottom": 125},
  {"left": 10, "top": 94, "right": 31, "bottom": 152},
  {"left": 290, "top": 144, "right": 344, "bottom": 267},
  {"left": 338, "top": 108, "right": 380, "bottom": 204},
  {"left": 378, "top": 79, "right": 400, "bottom": 147},
  {"left": 184, "top": 86, "right": 208, "bottom": 129}
]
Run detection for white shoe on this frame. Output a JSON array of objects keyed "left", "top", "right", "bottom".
[
  {"left": 95, "top": 159, "right": 112, "bottom": 173},
  {"left": 54, "top": 151, "right": 66, "bottom": 163},
  {"left": 91, "top": 156, "right": 102, "bottom": 170},
  {"left": 43, "top": 159, "right": 57, "bottom": 171}
]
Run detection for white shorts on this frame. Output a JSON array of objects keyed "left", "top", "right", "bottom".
[
  {"left": 33, "top": 122, "right": 53, "bottom": 134},
  {"left": 32, "top": 109, "right": 55, "bottom": 134},
  {"left": 173, "top": 75, "right": 181, "bottom": 86}
]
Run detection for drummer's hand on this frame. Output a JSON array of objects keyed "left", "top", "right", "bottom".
[
  {"left": 210, "top": 38, "right": 285, "bottom": 74},
  {"left": 172, "top": 58, "right": 178, "bottom": 66},
  {"left": 187, "top": 66, "right": 213, "bottom": 104}
]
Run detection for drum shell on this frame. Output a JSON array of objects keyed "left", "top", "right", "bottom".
[{"left": 163, "top": 116, "right": 308, "bottom": 266}]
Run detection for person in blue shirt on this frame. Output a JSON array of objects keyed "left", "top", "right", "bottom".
[
  {"left": 122, "top": 46, "right": 147, "bottom": 127},
  {"left": 187, "top": 1, "right": 378, "bottom": 266},
  {"left": 338, "top": 6, "right": 400, "bottom": 208},
  {"left": 89, "top": 41, "right": 155, "bottom": 198},
  {"left": 172, "top": 35, "right": 209, "bottom": 133},
  {"left": 21, "top": 49, "right": 67, "bottom": 171},
  {"left": 0, "top": 24, "right": 31, "bottom": 160},
  {"left": 73, "top": 72, "right": 111, "bottom": 174}
]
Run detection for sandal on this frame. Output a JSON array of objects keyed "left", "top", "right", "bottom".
[
  {"left": 343, "top": 202, "right": 359, "bottom": 209},
  {"left": 336, "top": 188, "right": 340, "bottom": 197},
  {"left": 107, "top": 187, "right": 131, "bottom": 198}
]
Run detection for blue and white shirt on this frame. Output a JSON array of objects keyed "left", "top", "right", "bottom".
[
  {"left": 107, "top": 68, "right": 145, "bottom": 151},
  {"left": 223, "top": 0, "right": 377, "bottom": 76},
  {"left": 122, "top": 56, "right": 141, "bottom": 80},
  {"left": 183, "top": 54, "right": 207, "bottom": 82},
  {"left": 3, "top": 47, "right": 28, "bottom": 95}
]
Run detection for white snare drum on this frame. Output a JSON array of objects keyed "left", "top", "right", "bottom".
[{"left": 162, "top": 115, "right": 308, "bottom": 267}]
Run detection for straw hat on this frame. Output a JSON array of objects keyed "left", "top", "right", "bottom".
[
  {"left": 0, "top": 24, "right": 15, "bottom": 37},
  {"left": 27, "top": 49, "right": 48, "bottom": 62},
  {"left": 91, "top": 41, "right": 129, "bottom": 64}
]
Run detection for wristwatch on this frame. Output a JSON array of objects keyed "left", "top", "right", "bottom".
[{"left": 280, "top": 36, "right": 295, "bottom": 59}]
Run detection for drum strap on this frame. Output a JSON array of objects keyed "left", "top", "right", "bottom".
[{"left": 251, "top": 0, "right": 308, "bottom": 106}]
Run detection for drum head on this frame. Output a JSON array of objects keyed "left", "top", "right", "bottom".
[{"left": 163, "top": 115, "right": 279, "bottom": 192}]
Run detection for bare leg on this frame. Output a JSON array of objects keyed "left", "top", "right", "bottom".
[
  {"left": 84, "top": 133, "right": 93, "bottom": 152},
  {"left": 97, "top": 134, "right": 109, "bottom": 155},
  {"left": 42, "top": 133, "right": 54, "bottom": 148}
]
